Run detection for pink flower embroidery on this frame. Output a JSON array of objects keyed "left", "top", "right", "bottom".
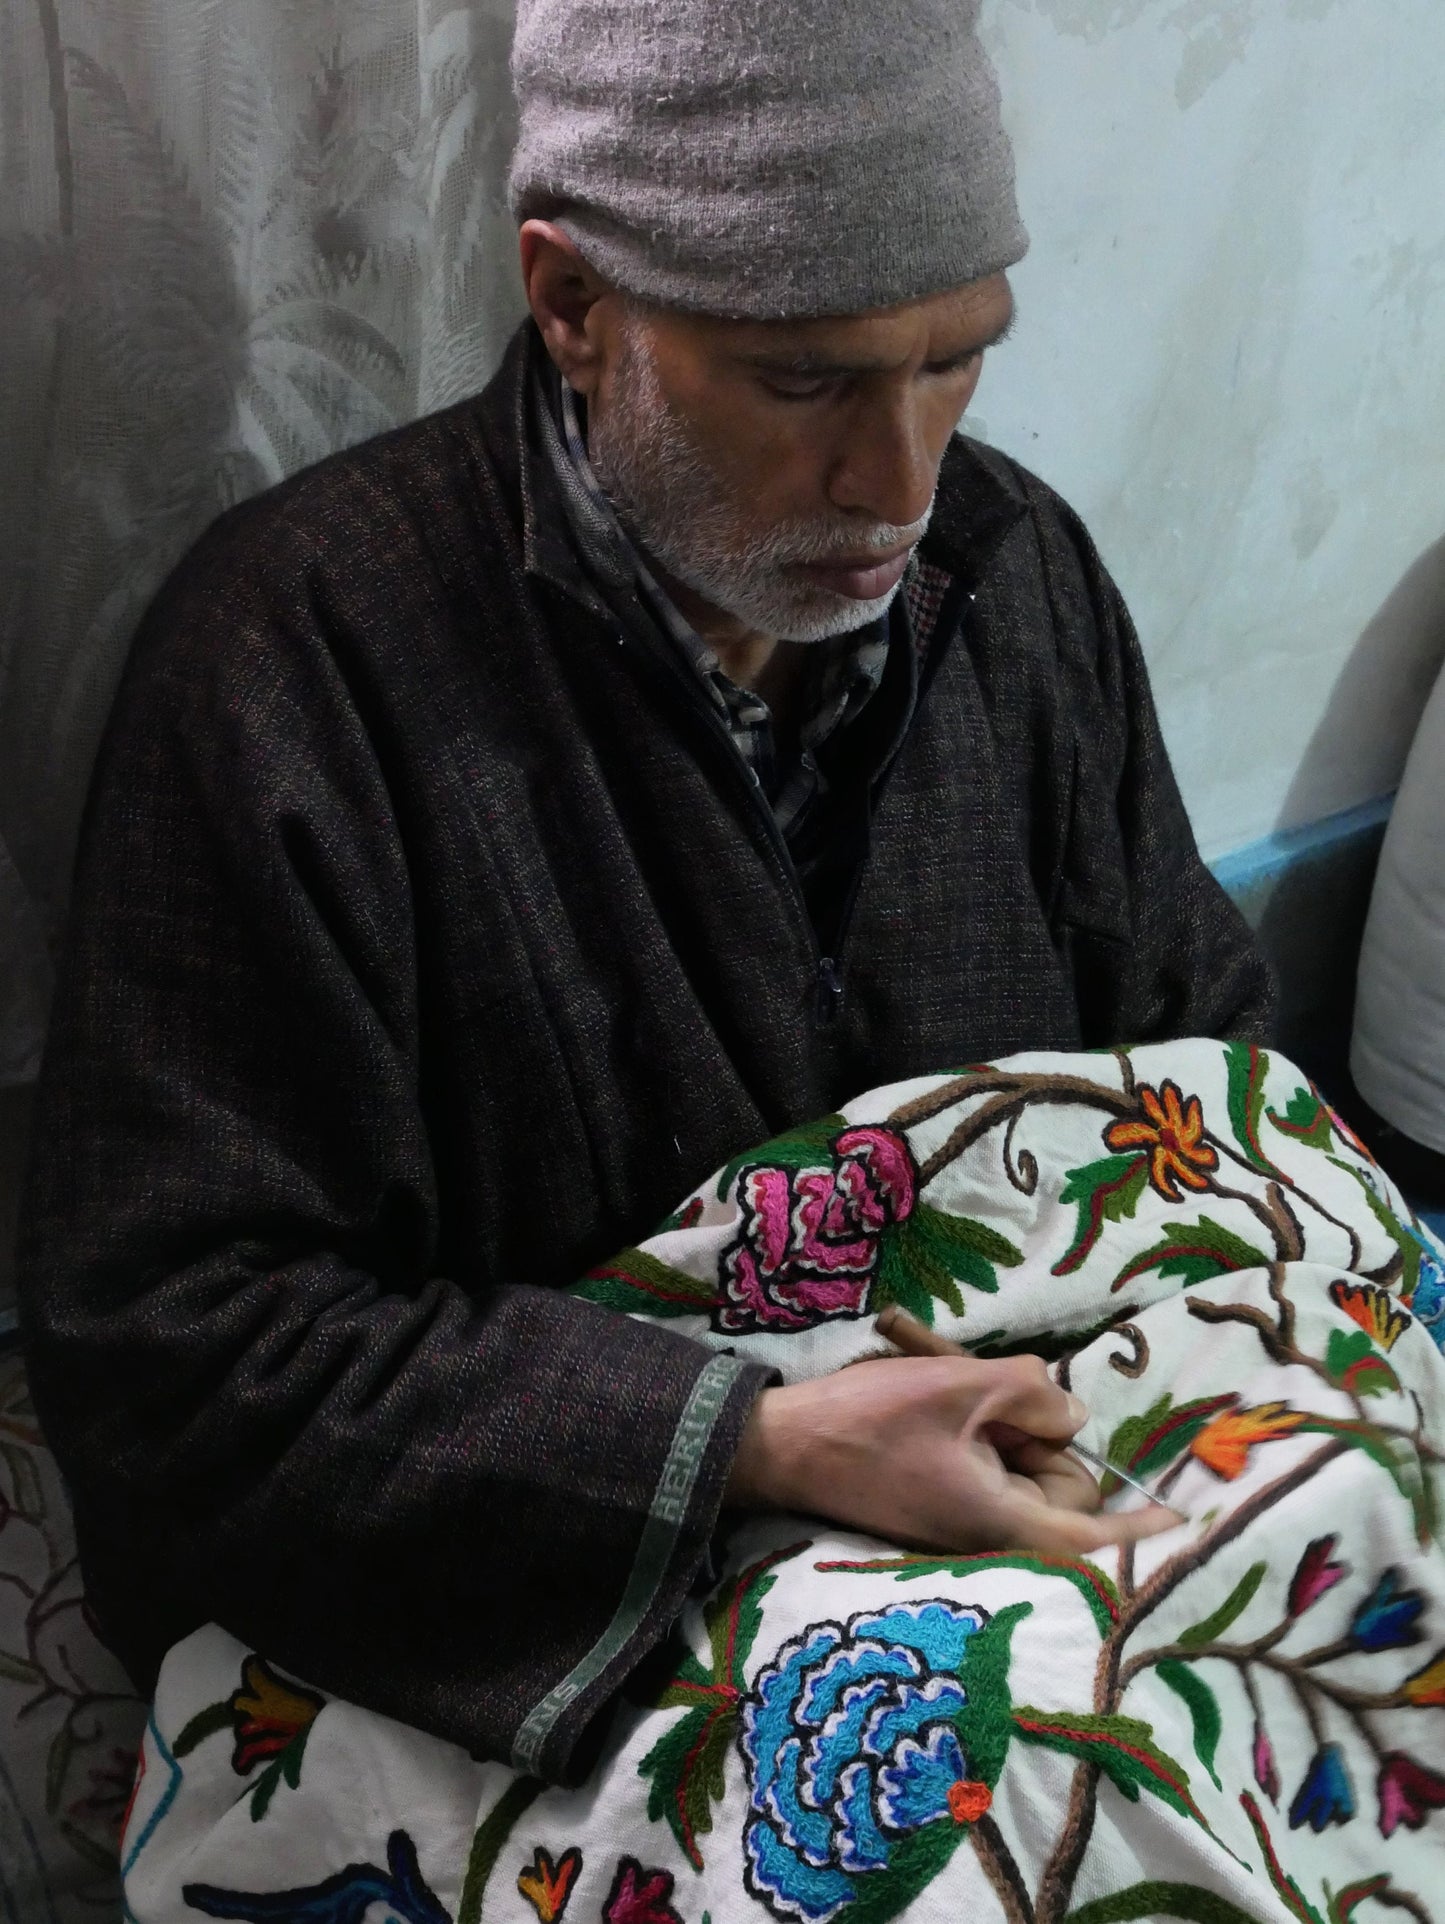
[
  {"left": 715, "top": 1127, "right": 918, "bottom": 1333},
  {"left": 1377, "top": 1752, "right": 1445, "bottom": 1837},
  {"left": 1286, "top": 1535, "right": 1349, "bottom": 1618},
  {"left": 1253, "top": 1722, "right": 1280, "bottom": 1804},
  {"left": 603, "top": 1857, "right": 682, "bottom": 1924}
]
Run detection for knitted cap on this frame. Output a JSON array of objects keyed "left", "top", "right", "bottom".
[{"left": 507, "top": 0, "right": 1028, "bottom": 321}]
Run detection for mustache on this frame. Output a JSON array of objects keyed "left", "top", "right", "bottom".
[{"left": 750, "top": 510, "right": 933, "bottom": 568}]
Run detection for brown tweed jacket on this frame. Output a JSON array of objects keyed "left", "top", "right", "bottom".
[{"left": 18, "top": 322, "right": 1272, "bottom": 1783}]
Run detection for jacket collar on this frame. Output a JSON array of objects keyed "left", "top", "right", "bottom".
[{"left": 475, "top": 319, "right": 1029, "bottom": 612}]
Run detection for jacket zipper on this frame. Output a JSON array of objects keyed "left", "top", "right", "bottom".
[{"left": 609, "top": 574, "right": 971, "bottom": 1033}]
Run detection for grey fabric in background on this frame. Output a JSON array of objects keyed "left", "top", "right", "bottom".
[{"left": 508, "top": 0, "right": 1028, "bottom": 318}]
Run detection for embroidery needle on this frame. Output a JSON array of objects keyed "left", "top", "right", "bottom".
[
  {"left": 873, "top": 1304, "right": 1174, "bottom": 1509},
  {"left": 1064, "top": 1438, "right": 1165, "bottom": 1507}
]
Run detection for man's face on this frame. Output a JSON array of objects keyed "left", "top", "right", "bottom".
[{"left": 584, "top": 275, "right": 1014, "bottom": 643}]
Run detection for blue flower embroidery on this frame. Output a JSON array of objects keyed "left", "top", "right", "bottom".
[
  {"left": 738, "top": 1600, "right": 988, "bottom": 1923},
  {"left": 1349, "top": 1568, "right": 1425, "bottom": 1653},
  {"left": 184, "top": 1829, "right": 448, "bottom": 1924},
  {"left": 1288, "top": 1743, "right": 1355, "bottom": 1833},
  {"left": 1408, "top": 1235, "right": 1445, "bottom": 1353}
]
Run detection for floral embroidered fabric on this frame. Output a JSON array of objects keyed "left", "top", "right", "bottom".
[
  {"left": 119, "top": 1039, "right": 1445, "bottom": 1924},
  {"left": 0, "top": 1350, "right": 146, "bottom": 1920}
]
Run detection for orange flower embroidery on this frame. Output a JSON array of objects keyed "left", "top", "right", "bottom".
[
  {"left": 948, "top": 1780, "right": 993, "bottom": 1824},
  {"left": 519, "top": 1845, "right": 583, "bottom": 1923},
  {"left": 1402, "top": 1652, "right": 1445, "bottom": 1708},
  {"left": 1190, "top": 1402, "right": 1306, "bottom": 1480},
  {"left": 1329, "top": 1279, "right": 1410, "bottom": 1352},
  {"left": 228, "top": 1656, "right": 324, "bottom": 1775},
  {"left": 1106, "top": 1082, "right": 1218, "bottom": 1203}
]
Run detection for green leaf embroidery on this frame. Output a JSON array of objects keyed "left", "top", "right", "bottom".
[
  {"left": 1266, "top": 1086, "right": 1335, "bottom": 1153},
  {"left": 171, "top": 1698, "right": 234, "bottom": 1758},
  {"left": 967, "top": 1308, "right": 1143, "bottom": 1365},
  {"left": 1053, "top": 1155, "right": 1150, "bottom": 1276},
  {"left": 816, "top": 1551, "right": 1119, "bottom": 1639},
  {"left": 1324, "top": 1328, "right": 1399, "bottom": 1398},
  {"left": 884, "top": 1205, "right": 1024, "bottom": 1314},
  {"left": 830, "top": 1817, "right": 975, "bottom": 1924},
  {"left": 640, "top": 1704, "right": 730, "bottom": 1868},
  {"left": 873, "top": 1232, "right": 940, "bottom": 1325},
  {"left": 1240, "top": 1791, "right": 1328, "bottom": 1924},
  {"left": 1012, "top": 1707, "right": 1198, "bottom": 1819},
  {"left": 1296, "top": 1415, "right": 1436, "bottom": 1544},
  {"left": 714, "top": 1115, "right": 847, "bottom": 1204},
  {"left": 45, "top": 1719, "right": 75, "bottom": 1815},
  {"left": 1110, "top": 1218, "right": 1268, "bottom": 1295},
  {"left": 703, "top": 1547, "right": 788, "bottom": 1688},
  {"left": 457, "top": 1778, "right": 545, "bottom": 1924},
  {"left": 1154, "top": 1660, "right": 1223, "bottom": 1789},
  {"left": 1176, "top": 1562, "right": 1266, "bottom": 1647},
  {"left": 1066, "top": 1881, "right": 1274, "bottom": 1924},
  {"left": 249, "top": 1725, "right": 312, "bottom": 1821},
  {"left": 911, "top": 1205, "right": 1022, "bottom": 1269},
  {"left": 889, "top": 1225, "right": 968, "bottom": 1314},
  {"left": 951, "top": 1602, "right": 1032, "bottom": 1787},
  {"left": 56, "top": 1817, "right": 124, "bottom": 1875},
  {"left": 0, "top": 1649, "right": 44, "bottom": 1688},
  {"left": 638, "top": 1543, "right": 800, "bottom": 1870},
  {"left": 1224, "top": 1041, "right": 1275, "bottom": 1173},
  {"left": 572, "top": 1248, "right": 716, "bottom": 1317},
  {"left": 1103, "top": 1393, "right": 1237, "bottom": 1489},
  {"left": 1328, "top": 1160, "right": 1422, "bottom": 1297}
]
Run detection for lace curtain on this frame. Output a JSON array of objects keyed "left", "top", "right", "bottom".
[{"left": 0, "top": 0, "right": 528, "bottom": 1083}]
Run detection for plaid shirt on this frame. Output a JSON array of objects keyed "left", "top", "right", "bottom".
[{"left": 536, "top": 359, "right": 893, "bottom": 842}]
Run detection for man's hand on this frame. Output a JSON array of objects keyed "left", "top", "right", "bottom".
[{"left": 725, "top": 1351, "right": 1180, "bottom": 1556}]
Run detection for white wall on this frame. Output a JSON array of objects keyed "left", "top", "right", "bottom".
[{"left": 970, "top": 0, "right": 1445, "bottom": 859}]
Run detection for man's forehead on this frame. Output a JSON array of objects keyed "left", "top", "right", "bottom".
[{"left": 695, "top": 274, "right": 1015, "bottom": 371}]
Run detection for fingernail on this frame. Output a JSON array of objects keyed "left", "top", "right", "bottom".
[{"left": 1067, "top": 1394, "right": 1088, "bottom": 1427}]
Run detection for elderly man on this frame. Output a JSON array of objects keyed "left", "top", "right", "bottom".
[{"left": 21, "top": 0, "right": 1269, "bottom": 1792}]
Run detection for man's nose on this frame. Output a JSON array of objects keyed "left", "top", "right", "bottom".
[{"left": 825, "top": 400, "right": 938, "bottom": 530}]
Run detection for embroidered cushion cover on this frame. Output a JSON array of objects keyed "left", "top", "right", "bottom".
[
  {"left": 118, "top": 1038, "right": 1445, "bottom": 1924},
  {"left": 0, "top": 1350, "right": 146, "bottom": 1921}
]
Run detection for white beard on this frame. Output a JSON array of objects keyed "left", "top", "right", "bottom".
[{"left": 585, "top": 322, "right": 932, "bottom": 643}]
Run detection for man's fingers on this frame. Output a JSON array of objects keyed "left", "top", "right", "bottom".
[
  {"left": 1005, "top": 1499, "right": 1184, "bottom": 1556},
  {"left": 965, "top": 1354, "right": 1087, "bottom": 1444},
  {"left": 1002, "top": 1445, "right": 1101, "bottom": 1515}
]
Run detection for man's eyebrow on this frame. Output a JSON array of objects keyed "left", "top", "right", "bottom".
[{"left": 738, "top": 305, "right": 1017, "bottom": 378}]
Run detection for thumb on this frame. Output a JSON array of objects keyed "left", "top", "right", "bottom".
[{"left": 964, "top": 1357, "right": 1089, "bottom": 1446}]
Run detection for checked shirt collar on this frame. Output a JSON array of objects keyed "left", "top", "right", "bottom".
[{"left": 534, "top": 354, "right": 892, "bottom": 839}]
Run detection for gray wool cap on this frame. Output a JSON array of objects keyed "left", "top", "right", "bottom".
[{"left": 507, "top": 0, "right": 1029, "bottom": 321}]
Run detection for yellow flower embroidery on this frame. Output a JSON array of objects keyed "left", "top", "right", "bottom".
[
  {"left": 1402, "top": 1652, "right": 1445, "bottom": 1708},
  {"left": 228, "top": 1655, "right": 324, "bottom": 1775},
  {"left": 1329, "top": 1279, "right": 1410, "bottom": 1352},
  {"left": 519, "top": 1845, "right": 583, "bottom": 1922}
]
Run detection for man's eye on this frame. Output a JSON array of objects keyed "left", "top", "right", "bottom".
[
  {"left": 763, "top": 354, "right": 982, "bottom": 400},
  {"left": 763, "top": 377, "right": 834, "bottom": 402}
]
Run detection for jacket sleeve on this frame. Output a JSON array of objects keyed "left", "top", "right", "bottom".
[
  {"left": 1030, "top": 480, "right": 1277, "bottom": 1048},
  {"left": 17, "top": 516, "right": 772, "bottom": 1787}
]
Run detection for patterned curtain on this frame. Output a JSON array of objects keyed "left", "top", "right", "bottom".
[{"left": 0, "top": 0, "right": 527, "bottom": 1083}]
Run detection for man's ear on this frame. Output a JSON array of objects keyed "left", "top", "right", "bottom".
[{"left": 518, "top": 219, "right": 615, "bottom": 399}]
